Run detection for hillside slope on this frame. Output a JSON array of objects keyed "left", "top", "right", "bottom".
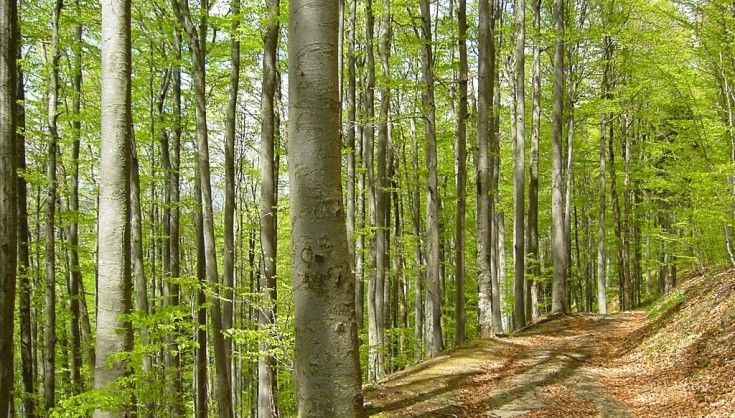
[{"left": 364, "top": 270, "right": 735, "bottom": 417}]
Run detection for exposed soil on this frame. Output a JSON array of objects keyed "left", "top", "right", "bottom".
[{"left": 364, "top": 270, "right": 735, "bottom": 417}]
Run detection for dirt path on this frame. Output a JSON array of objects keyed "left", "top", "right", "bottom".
[{"left": 364, "top": 313, "right": 646, "bottom": 417}]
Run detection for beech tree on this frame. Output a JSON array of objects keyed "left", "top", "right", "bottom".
[
  {"left": 94, "top": 0, "right": 134, "bottom": 414},
  {"left": 0, "top": 0, "right": 18, "bottom": 414},
  {"left": 288, "top": 0, "right": 363, "bottom": 414}
]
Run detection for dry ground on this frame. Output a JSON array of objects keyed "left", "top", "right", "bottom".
[{"left": 364, "top": 270, "right": 735, "bottom": 417}]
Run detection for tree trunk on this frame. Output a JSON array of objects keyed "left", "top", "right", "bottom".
[
  {"left": 224, "top": 0, "right": 239, "bottom": 363},
  {"left": 375, "top": 0, "right": 391, "bottom": 376},
  {"left": 365, "top": 0, "right": 383, "bottom": 381},
  {"left": 454, "top": 0, "right": 468, "bottom": 346},
  {"left": 94, "top": 0, "right": 135, "bottom": 413},
  {"left": 170, "top": 1, "right": 234, "bottom": 414},
  {"left": 527, "top": 0, "right": 541, "bottom": 323},
  {"left": 0, "top": 0, "right": 18, "bottom": 412},
  {"left": 419, "top": 0, "right": 443, "bottom": 357},
  {"left": 287, "top": 0, "right": 364, "bottom": 414},
  {"left": 67, "top": 2, "right": 84, "bottom": 394},
  {"left": 44, "top": 0, "right": 63, "bottom": 410},
  {"left": 477, "top": 0, "right": 496, "bottom": 338},
  {"left": 513, "top": 0, "right": 526, "bottom": 330},
  {"left": 194, "top": 163, "right": 208, "bottom": 418},
  {"left": 346, "top": 0, "right": 358, "bottom": 329},
  {"left": 258, "top": 0, "right": 279, "bottom": 415},
  {"left": 550, "top": 0, "right": 567, "bottom": 315}
]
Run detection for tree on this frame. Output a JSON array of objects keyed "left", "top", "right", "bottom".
[
  {"left": 170, "top": 0, "right": 234, "bottom": 414},
  {"left": 419, "top": 0, "right": 443, "bottom": 357},
  {"left": 288, "top": 0, "right": 363, "bottom": 414},
  {"left": 258, "top": 0, "right": 280, "bottom": 415},
  {"left": 527, "top": 0, "right": 542, "bottom": 322},
  {"left": 94, "top": 0, "right": 134, "bottom": 414},
  {"left": 43, "top": 0, "right": 62, "bottom": 410},
  {"left": 0, "top": 0, "right": 18, "bottom": 414},
  {"left": 478, "top": 0, "right": 497, "bottom": 338},
  {"left": 512, "top": 0, "right": 527, "bottom": 329},
  {"left": 550, "top": 0, "right": 567, "bottom": 315},
  {"left": 455, "top": 0, "right": 468, "bottom": 345}
]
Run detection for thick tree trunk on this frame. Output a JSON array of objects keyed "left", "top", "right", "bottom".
[
  {"left": 477, "top": 0, "right": 496, "bottom": 338},
  {"left": 170, "top": 1, "right": 234, "bottom": 414},
  {"left": 513, "top": 0, "right": 526, "bottom": 330},
  {"left": 44, "top": 1, "right": 63, "bottom": 410},
  {"left": 454, "top": 0, "right": 468, "bottom": 345},
  {"left": 94, "top": 0, "right": 134, "bottom": 414},
  {"left": 0, "top": 0, "right": 18, "bottom": 412},
  {"left": 287, "top": 1, "right": 364, "bottom": 414},
  {"left": 410, "top": 119, "right": 424, "bottom": 358},
  {"left": 597, "top": 35, "right": 613, "bottom": 315},
  {"left": 550, "top": 0, "right": 567, "bottom": 315},
  {"left": 258, "top": 0, "right": 279, "bottom": 415}
]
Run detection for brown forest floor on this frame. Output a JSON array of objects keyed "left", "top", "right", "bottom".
[{"left": 364, "top": 270, "right": 735, "bottom": 417}]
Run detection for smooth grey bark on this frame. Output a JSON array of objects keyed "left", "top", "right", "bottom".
[
  {"left": 288, "top": 1, "right": 364, "bottom": 414},
  {"left": 454, "top": 0, "right": 468, "bottom": 346},
  {"left": 527, "top": 0, "right": 541, "bottom": 323},
  {"left": 94, "top": 0, "right": 134, "bottom": 414},
  {"left": 16, "top": 16, "right": 36, "bottom": 416},
  {"left": 418, "top": 0, "right": 443, "bottom": 357},
  {"left": 44, "top": 0, "right": 62, "bottom": 410},
  {"left": 170, "top": 1, "right": 234, "bottom": 415},
  {"left": 477, "top": 0, "right": 497, "bottom": 338},
  {"left": 258, "top": 0, "right": 279, "bottom": 415},
  {"left": 512, "top": 0, "right": 526, "bottom": 330},
  {"left": 0, "top": 0, "right": 18, "bottom": 412},
  {"left": 550, "top": 0, "right": 567, "bottom": 315}
]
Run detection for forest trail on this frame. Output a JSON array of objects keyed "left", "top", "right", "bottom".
[{"left": 365, "top": 270, "right": 735, "bottom": 417}]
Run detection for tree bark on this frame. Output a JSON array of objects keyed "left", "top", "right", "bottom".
[
  {"left": 44, "top": 0, "right": 63, "bottom": 410},
  {"left": 224, "top": 0, "right": 239, "bottom": 361},
  {"left": 419, "top": 0, "right": 443, "bottom": 357},
  {"left": 550, "top": 0, "right": 567, "bottom": 315},
  {"left": 67, "top": 1, "right": 84, "bottom": 394},
  {"left": 194, "top": 163, "right": 208, "bottom": 418},
  {"left": 527, "top": 0, "right": 541, "bottom": 323},
  {"left": 365, "top": 0, "right": 383, "bottom": 381},
  {"left": 170, "top": 1, "right": 234, "bottom": 415},
  {"left": 94, "top": 0, "right": 134, "bottom": 413},
  {"left": 513, "top": 0, "right": 526, "bottom": 330},
  {"left": 258, "top": 0, "right": 280, "bottom": 415},
  {"left": 454, "top": 0, "right": 468, "bottom": 345},
  {"left": 375, "top": 0, "right": 391, "bottom": 376},
  {"left": 477, "top": 0, "right": 496, "bottom": 338},
  {"left": 0, "top": 0, "right": 18, "bottom": 412},
  {"left": 287, "top": 0, "right": 364, "bottom": 414},
  {"left": 346, "top": 0, "right": 358, "bottom": 329}
]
